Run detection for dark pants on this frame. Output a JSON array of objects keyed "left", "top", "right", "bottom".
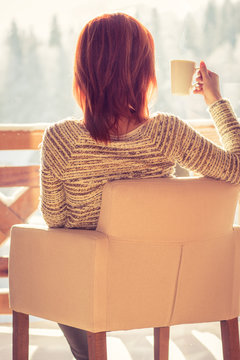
[{"left": 58, "top": 323, "right": 89, "bottom": 360}]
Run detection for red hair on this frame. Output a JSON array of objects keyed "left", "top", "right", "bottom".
[{"left": 73, "top": 13, "right": 157, "bottom": 143}]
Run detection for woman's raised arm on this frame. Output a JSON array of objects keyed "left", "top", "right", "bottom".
[{"left": 159, "top": 99, "right": 240, "bottom": 184}]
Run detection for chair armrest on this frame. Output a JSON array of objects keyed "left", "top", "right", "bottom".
[{"left": 9, "top": 224, "right": 108, "bottom": 331}]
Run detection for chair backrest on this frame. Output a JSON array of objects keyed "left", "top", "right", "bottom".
[
  {"left": 97, "top": 177, "right": 239, "bottom": 242},
  {"left": 96, "top": 177, "right": 240, "bottom": 330}
]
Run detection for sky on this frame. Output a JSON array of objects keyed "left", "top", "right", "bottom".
[{"left": 0, "top": 0, "right": 231, "bottom": 40}]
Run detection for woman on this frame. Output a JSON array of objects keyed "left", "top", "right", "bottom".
[{"left": 40, "top": 12, "right": 240, "bottom": 360}]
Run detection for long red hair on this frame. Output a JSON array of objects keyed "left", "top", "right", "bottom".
[{"left": 73, "top": 13, "right": 157, "bottom": 143}]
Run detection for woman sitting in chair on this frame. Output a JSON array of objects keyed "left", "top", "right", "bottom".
[{"left": 40, "top": 12, "right": 240, "bottom": 360}]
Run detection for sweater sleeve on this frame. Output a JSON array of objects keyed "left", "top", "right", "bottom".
[
  {"left": 40, "top": 164, "right": 67, "bottom": 227},
  {"left": 40, "top": 122, "right": 71, "bottom": 227},
  {"left": 159, "top": 99, "right": 240, "bottom": 184}
]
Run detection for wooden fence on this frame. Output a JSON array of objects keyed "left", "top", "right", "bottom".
[
  {"left": 0, "top": 120, "right": 234, "bottom": 315},
  {"left": 0, "top": 125, "right": 45, "bottom": 314}
]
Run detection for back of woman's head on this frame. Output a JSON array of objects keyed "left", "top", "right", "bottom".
[{"left": 73, "top": 13, "right": 157, "bottom": 143}]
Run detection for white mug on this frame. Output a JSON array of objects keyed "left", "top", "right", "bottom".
[{"left": 171, "top": 60, "right": 196, "bottom": 96}]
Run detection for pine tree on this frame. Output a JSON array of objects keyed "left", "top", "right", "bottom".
[
  {"left": 49, "top": 15, "right": 62, "bottom": 47},
  {"left": 23, "top": 30, "right": 47, "bottom": 122},
  {"left": 203, "top": 0, "right": 219, "bottom": 55},
  {"left": 2, "top": 21, "right": 25, "bottom": 123},
  {"left": 2, "top": 22, "right": 48, "bottom": 124},
  {"left": 220, "top": 0, "right": 236, "bottom": 47},
  {"left": 234, "top": 1, "right": 240, "bottom": 35},
  {"left": 54, "top": 46, "right": 74, "bottom": 118},
  {"left": 46, "top": 16, "right": 75, "bottom": 121},
  {"left": 149, "top": 8, "right": 168, "bottom": 111},
  {"left": 183, "top": 14, "right": 200, "bottom": 56}
]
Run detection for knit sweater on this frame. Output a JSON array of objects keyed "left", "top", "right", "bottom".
[{"left": 40, "top": 99, "right": 240, "bottom": 229}]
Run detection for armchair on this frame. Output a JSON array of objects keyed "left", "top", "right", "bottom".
[{"left": 9, "top": 177, "right": 240, "bottom": 359}]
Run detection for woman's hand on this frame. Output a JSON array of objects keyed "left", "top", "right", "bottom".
[{"left": 193, "top": 61, "right": 222, "bottom": 106}]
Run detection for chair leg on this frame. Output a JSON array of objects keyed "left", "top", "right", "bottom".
[
  {"left": 12, "top": 310, "right": 29, "bottom": 360},
  {"left": 221, "top": 318, "right": 240, "bottom": 360},
  {"left": 87, "top": 331, "right": 107, "bottom": 360},
  {"left": 154, "top": 327, "right": 170, "bottom": 360}
]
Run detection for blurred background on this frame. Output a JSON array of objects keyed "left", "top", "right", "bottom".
[{"left": 1, "top": 0, "right": 240, "bottom": 125}]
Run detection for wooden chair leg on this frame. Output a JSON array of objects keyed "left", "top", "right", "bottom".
[
  {"left": 87, "top": 331, "right": 107, "bottom": 360},
  {"left": 154, "top": 327, "right": 170, "bottom": 360},
  {"left": 221, "top": 318, "right": 240, "bottom": 360},
  {"left": 12, "top": 310, "right": 29, "bottom": 360}
]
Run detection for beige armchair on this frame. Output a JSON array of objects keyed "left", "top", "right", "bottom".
[{"left": 9, "top": 177, "right": 240, "bottom": 359}]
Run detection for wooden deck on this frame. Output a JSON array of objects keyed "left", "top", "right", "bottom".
[{"left": 0, "top": 318, "right": 236, "bottom": 359}]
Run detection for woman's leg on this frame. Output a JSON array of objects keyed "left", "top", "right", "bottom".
[{"left": 58, "top": 323, "right": 89, "bottom": 360}]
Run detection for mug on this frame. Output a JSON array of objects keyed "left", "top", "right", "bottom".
[{"left": 171, "top": 60, "right": 196, "bottom": 96}]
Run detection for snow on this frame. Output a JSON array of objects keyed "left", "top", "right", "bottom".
[{"left": 0, "top": 187, "right": 28, "bottom": 206}]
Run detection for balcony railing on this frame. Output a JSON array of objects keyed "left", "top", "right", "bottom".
[{"left": 0, "top": 120, "right": 238, "bottom": 315}]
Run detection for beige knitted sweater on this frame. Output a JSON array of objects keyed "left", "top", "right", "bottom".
[{"left": 40, "top": 99, "right": 240, "bottom": 229}]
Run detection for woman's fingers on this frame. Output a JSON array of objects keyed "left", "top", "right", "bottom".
[
  {"left": 193, "top": 87, "right": 203, "bottom": 95},
  {"left": 193, "top": 61, "right": 222, "bottom": 105},
  {"left": 195, "top": 76, "right": 203, "bottom": 83},
  {"left": 193, "top": 81, "right": 203, "bottom": 94},
  {"left": 193, "top": 85, "right": 203, "bottom": 92},
  {"left": 199, "top": 61, "right": 210, "bottom": 80}
]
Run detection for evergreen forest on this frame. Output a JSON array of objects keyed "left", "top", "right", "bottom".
[{"left": 1, "top": 0, "right": 240, "bottom": 124}]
